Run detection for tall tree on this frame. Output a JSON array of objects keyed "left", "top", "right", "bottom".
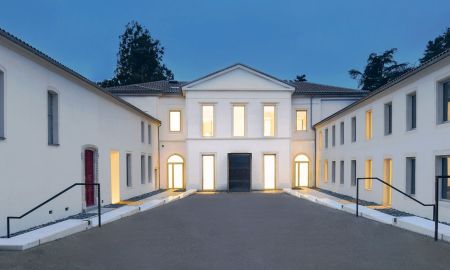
[
  {"left": 420, "top": 28, "right": 450, "bottom": 64},
  {"left": 294, "top": 74, "right": 307, "bottom": 82},
  {"left": 99, "top": 21, "right": 173, "bottom": 87},
  {"left": 349, "top": 48, "right": 411, "bottom": 91}
]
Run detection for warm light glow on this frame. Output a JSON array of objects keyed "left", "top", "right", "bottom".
[
  {"left": 296, "top": 110, "right": 307, "bottom": 131},
  {"left": 110, "top": 151, "right": 120, "bottom": 204},
  {"left": 202, "top": 155, "right": 215, "bottom": 190},
  {"left": 169, "top": 111, "right": 181, "bottom": 132},
  {"left": 264, "top": 154, "right": 276, "bottom": 189},
  {"left": 365, "top": 159, "right": 373, "bottom": 190},
  {"left": 323, "top": 160, "right": 328, "bottom": 183},
  {"left": 295, "top": 154, "right": 309, "bottom": 187},
  {"left": 318, "top": 130, "right": 323, "bottom": 149},
  {"left": 365, "top": 110, "right": 373, "bottom": 140},
  {"left": 202, "top": 105, "right": 214, "bottom": 137},
  {"left": 233, "top": 105, "right": 245, "bottom": 136},
  {"left": 264, "top": 106, "right": 275, "bottom": 136},
  {"left": 383, "top": 159, "right": 392, "bottom": 206},
  {"left": 168, "top": 155, "right": 183, "bottom": 189}
]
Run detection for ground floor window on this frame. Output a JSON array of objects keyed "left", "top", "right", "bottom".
[
  {"left": 365, "top": 160, "right": 373, "bottom": 190},
  {"left": 383, "top": 159, "right": 392, "bottom": 206},
  {"left": 351, "top": 160, "right": 356, "bottom": 186},
  {"left": 440, "top": 156, "right": 450, "bottom": 200},
  {"left": 148, "top": 156, "right": 152, "bottom": 183},
  {"left": 264, "top": 154, "right": 276, "bottom": 189},
  {"left": 202, "top": 155, "right": 215, "bottom": 190},
  {"left": 406, "top": 157, "right": 416, "bottom": 195},
  {"left": 126, "top": 153, "right": 132, "bottom": 187},
  {"left": 168, "top": 154, "right": 184, "bottom": 189},
  {"left": 323, "top": 160, "right": 328, "bottom": 183},
  {"left": 294, "top": 154, "right": 309, "bottom": 187}
]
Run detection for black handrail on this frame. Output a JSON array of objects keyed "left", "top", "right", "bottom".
[
  {"left": 6, "top": 183, "right": 101, "bottom": 238},
  {"left": 356, "top": 177, "right": 438, "bottom": 241}
]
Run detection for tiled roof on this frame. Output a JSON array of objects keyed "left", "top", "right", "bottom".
[
  {"left": 0, "top": 27, "right": 161, "bottom": 124},
  {"left": 107, "top": 80, "right": 368, "bottom": 98}
]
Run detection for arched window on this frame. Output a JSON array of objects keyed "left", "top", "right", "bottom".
[
  {"left": 294, "top": 154, "right": 310, "bottom": 187},
  {"left": 168, "top": 155, "right": 184, "bottom": 189}
]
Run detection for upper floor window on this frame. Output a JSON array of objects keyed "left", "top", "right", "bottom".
[
  {"left": 332, "top": 125, "right": 336, "bottom": 147},
  {"left": 351, "top": 116, "right": 356, "bottom": 142},
  {"left": 384, "top": 102, "right": 392, "bottom": 135},
  {"left": 47, "top": 91, "right": 59, "bottom": 145},
  {"left": 296, "top": 110, "right": 307, "bottom": 131},
  {"left": 263, "top": 105, "right": 275, "bottom": 137},
  {"left": 148, "top": 125, "right": 152, "bottom": 144},
  {"left": 0, "top": 70, "right": 4, "bottom": 139},
  {"left": 169, "top": 110, "right": 181, "bottom": 132},
  {"left": 141, "top": 121, "right": 145, "bottom": 143},
  {"left": 365, "top": 110, "right": 373, "bottom": 140},
  {"left": 233, "top": 105, "right": 245, "bottom": 136},
  {"left": 407, "top": 92, "right": 416, "bottom": 130},
  {"left": 340, "top": 121, "right": 344, "bottom": 145},
  {"left": 438, "top": 81, "right": 450, "bottom": 124},
  {"left": 324, "top": 128, "right": 329, "bottom": 148},
  {"left": 202, "top": 105, "right": 214, "bottom": 137},
  {"left": 318, "top": 130, "right": 323, "bottom": 150}
]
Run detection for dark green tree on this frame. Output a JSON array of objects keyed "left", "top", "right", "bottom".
[
  {"left": 349, "top": 48, "right": 411, "bottom": 91},
  {"left": 294, "top": 74, "right": 307, "bottom": 82},
  {"left": 420, "top": 28, "right": 450, "bottom": 64},
  {"left": 99, "top": 21, "right": 173, "bottom": 87}
]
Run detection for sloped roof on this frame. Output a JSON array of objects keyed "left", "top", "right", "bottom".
[
  {"left": 287, "top": 81, "right": 369, "bottom": 97},
  {"left": 0, "top": 27, "right": 161, "bottom": 124}
]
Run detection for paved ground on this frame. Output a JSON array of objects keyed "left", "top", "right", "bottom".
[{"left": 1, "top": 192, "right": 450, "bottom": 270}]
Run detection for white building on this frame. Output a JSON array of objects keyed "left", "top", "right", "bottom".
[{"left": 1, "top": 26, "right": 450, "bottom": 236}]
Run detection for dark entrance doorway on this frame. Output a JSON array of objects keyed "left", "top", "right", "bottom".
[
  {"left": 84, "top": 149, "right": 95, "bottom": 207},
  {"left": 228, "top": 153, "right": 251, "bottom": 192}
]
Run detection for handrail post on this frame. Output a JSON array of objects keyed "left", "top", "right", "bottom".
[
  {"left": 435, "top": 176, "right": 439, "bottom": 241},
  {"left": 97, "top": 183, "right": 101, "bottom": 227},
  {"left": 7, "top": 217, "right": 10, "bottom": 238},
  {"left": 356, "top": 178, "right": 359, "bottom": 217}
]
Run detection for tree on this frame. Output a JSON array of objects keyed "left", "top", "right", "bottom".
[
  {"left": 349, "top": 48, "right": 411, "bottom": 91},
  {"left": 294, "top": 74, "right": 307, "bottom": 82},
  {"left": 99, "top": 21, "right": 173, "bottom": 87},
  {"left": 420, "top": 28, "right": 450, "bottom": 64}
]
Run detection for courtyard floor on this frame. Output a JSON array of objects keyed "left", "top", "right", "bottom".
[{"left": 1, "top": 192, "right": 450, "bottom": 270}]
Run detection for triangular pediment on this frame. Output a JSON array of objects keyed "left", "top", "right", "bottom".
[{"left": 182, "top": 64, "right": 294, "bottom": 92}]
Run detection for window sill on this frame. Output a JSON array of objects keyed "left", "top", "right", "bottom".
[
  {"left": 0, "top": 136, "right": 5, "bottom": 141},
  {"left": 48, "top": 143, "right": 60, "bottom": 147}
]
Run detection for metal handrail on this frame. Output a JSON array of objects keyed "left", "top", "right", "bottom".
[
  {"left": 356, "top": 177, "right": 438, "bottom": 241},
  {"left": 6, "top": 183, "right": 101, "bottom": 238}
]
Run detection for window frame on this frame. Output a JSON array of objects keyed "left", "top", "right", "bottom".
[
  {"left": 351, "top": 116, "right": 356, "bottom": 142},
  {"left": 263, "top": 104, "right": 276, "bottom": 137},
  {"left": 201, "top": 104, "right": 215, "bottom": 137},
  {"left": 296, "top": 109, "right": 308, "bottom": 131},
  {"left": 141, "top": 154, "right": 146, "bottom": 184},
  {"left": 365, "top": 110, "right": 373, "bottom": 140},
  {"left": 365, "top": 159, "right": 373, "bottom": 190},
  {"left": 340, "top": 121, "right": 344, "bottom": 145},
  {"left": 406, "top": 157, "right": 416, "bottom": 195},
  {"left": 332, "top": 125, "right": 336, "bottom": 147},
  {"left": 47, "top": 90, "right": 59, "bottom": 146},
  {"left": 263, "top": 153, "right": 277, "bottom": 189},
  {"left": 202, "top": 154, "right": 216, "bottom": 191},
  {"left": 148, "top": 155, "right": 152, "bottom": 183},
  {"left": 384, "top": 102, "right": 393, "bottom": 135},
  {"left": 331, "top": 161, "right": 336, "bottom": 183},
  {"left": 351, "top": 160, "right": 357, "bottom": 186},
  {"left": 147, "top": 124, "right": 152, "bottom": 144},
  {"left": 232, "top": 104, "right": 246, "bottom": 137},
  {"left": 325, "top": 128, "right": 329, "bottom": 148},
  {"left": 340, "top": 160, "right": 344, "bottom": 184},
  {"left": 169, "top": 110, "right": 182, "bottom": 132},
  {"left": 407, "top": 92, "right": 417, "bottom": 131},
  {"left": 126, "top": 153, "right": 132, "bottom": 187},
  {"left": 323, "top": 160, "right": 329, "bottom": 183}
]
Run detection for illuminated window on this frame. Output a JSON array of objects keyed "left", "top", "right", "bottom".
[
  {"left": 233, "top": 105, "right": 245, "bottom": 136},
  {"left": 263, "top": 105, "right": 275, "bottom": 136},
  {"left": 202, "top": 155, "right": 215, "bottom": 190},
  {"left": 323, "top": 160, "right": 328, "bottom": 183},
  {"left": 365, "top": 110, "right": 373, "bottom": 140},
  {"left": 383, "top": 159, "right": 392, "bottom": 206},
  {"left": 365, "top": 159, "right": 373, "bottom": 190},
  {"left": 169, "top": 110, "right": 181, "bottom": 132},
  {"left": 318, "top": 130, "right": 323, "bottom": 150},
  {"left": 294, "top": 154, "right": 309, "bottom": 187},
  {"left": 296, "top": 110, "right": 307, "bottom": 131},
  {"left": 202, "top": 105, "right": 214, "bottom": 137},
  {"left": 264, "top": 154, "right": 276, "bottom": 189}
]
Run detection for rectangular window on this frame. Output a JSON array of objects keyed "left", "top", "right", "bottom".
[
  {"left": 141, "top": 121, "right": 144, "bottom": 143},
  {"left": 442, "top": 81, "right": 450, "bottom": 123},
  {"left": 365, "top": 110, "right": 373, "bottom": 140},
  {"left": 365, "top": 159, "right": 373, "bottom": 190},
  {"left": 351, "top": 117, "right": 356, "bottom": 142},
  {"left": 406, "top": 157, "right": 416, "bottom": 195},
  {"left": 318, "top": 130, "right": 323, "bottom": 150},
  {"left": 351, "top": 160, "right": 357, "bottom": 186},
  {"left": 296, "top": 110, "right": 307, "bottom": 131},
  {"left": 440, "top": 157, "right": 450, "bottom": 200},
  {"left": 233, "top": 105, "right": 245, "bottom": 136},
  {"left": 340, "top": 160, "right": 344, "bottom": 184},
  {"left": 147, "top": 125, "right": 151, "bottom": 144},
  {"left": 384, "top": 102, "right": 392, "bottom": 135},
  {"left": 331, "top": 161, "right": 336, "bottom": 183},
  {"left": 202, "top": 105, "right": 214, "bottom": 137},
  {"left": 126, "top": 153, "right": 132, "bottom": 187},
  {"left": 407, "top": 93, "right": 416, "bottom": 130},
  {"left": 0, "top": 71, "right": 4, "bottom": 139},
  {"left": 148, "top": 156, "right": 152, "bottom": 183},
  {"left": 47, "top": 91, "right": 59, "bottom": 145},
  {"left": 332, "top": 125, "right": 336, "bottom": 147},
  {"left": 325, "top": 128, "right": 329, "bottom": 148},
  {"left": 202, "top": 155, "right": 215, "bottom": 190},
  {"left": 264, "top": 154, "right": 276, "bottom": 189},
  {"left": 141, "top": 155, "right": 145, "bottom": 184},
  {"left": 340, "top": 121, "right": 344, "bottom": 145},
  {"left": 169, "top": 110, "right": 181, "bottom": 132},
  {"left": 263, "top": 105, "right": 275, "bottom": 137},
  {"left": 323, "top": 160, "right": 329, "bottom": 183}
]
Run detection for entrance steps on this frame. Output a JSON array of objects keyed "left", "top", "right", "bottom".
[
  {"left": 284, "top": 188, "right": 450, "bottom": 242},
  {"left": 0, "top": 189, "right": 196, "bottom": 251}
]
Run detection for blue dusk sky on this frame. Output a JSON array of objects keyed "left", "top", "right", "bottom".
[{"left": 1, "top": 0, "right": 449, "bottom": 88}]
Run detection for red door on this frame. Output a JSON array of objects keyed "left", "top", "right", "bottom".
[{"left": 84, "top": 150, "right": 95, "bottom": 207}]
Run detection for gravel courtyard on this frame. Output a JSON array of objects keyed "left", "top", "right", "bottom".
[{"left": 1, "top": 192, "right": 450, "bottom": 270}]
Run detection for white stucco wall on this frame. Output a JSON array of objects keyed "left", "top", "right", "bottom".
[{"left": 0, "top": 40, "right": 159, "bottom": 235}]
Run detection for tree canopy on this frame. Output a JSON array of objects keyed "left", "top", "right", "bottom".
[
  {"left": 99, "top": 21, "right": 173, "bottom": 87},
  {"left": 349, "top": 48, "right": 411, "bottom": 91},
  {"left": 294, "top": 74, "right": 307, "bottom": 82},
  {"left": 420, "top": 28, "right": 450, "bottom": 64}
]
